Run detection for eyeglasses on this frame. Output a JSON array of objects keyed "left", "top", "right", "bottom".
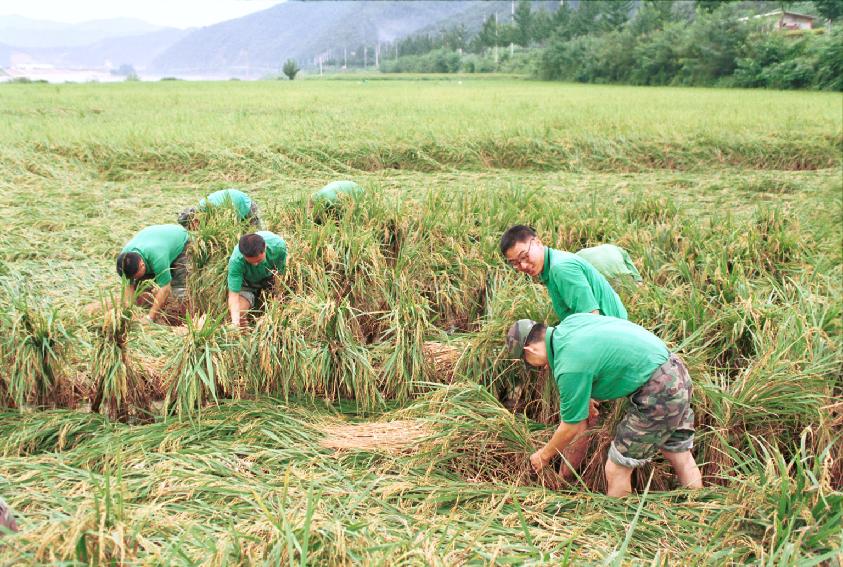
[{"left": 507, "top": 239, "right": 535, "bottom": 268}]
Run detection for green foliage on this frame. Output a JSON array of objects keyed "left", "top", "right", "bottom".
[
  {"left": 812, "top": 0, "right": 843, "bottom": 20},
  {"left": 380, "top": 48, "right": 463, "bottom": 73},
  {"left": 539, "top": 6, "right": 842, "bottom": 91},
  {"left": 88, "top": 287, "right": 155, "bottom": 422},
  {"left": 163, "top": 312, "right": 235, "bottom": 419},
  {"left": 0, "top": 279, "right": 73, "bottom": 409},
  {"left": 282, "top": 59, "right": 300, "bottom": 80}
]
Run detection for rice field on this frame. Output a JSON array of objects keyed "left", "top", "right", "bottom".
[{"left": 0, "top": 78, "right": 841, "bottom": 565}]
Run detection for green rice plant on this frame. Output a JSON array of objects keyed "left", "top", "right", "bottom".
[
  {"left": 382, "top": 382, "right": 560, "bottom": 487},
  {"left": 623, "top": 195, "right": 679, "bottom": 225},
  {"left": 375, "top": 273, "right": 434, "bottom": 402},
  {"left": 0, "top": 280, "right": 73, "bottom": 409},
  {"left": 89, "top": 288, "right": 154, "bottom": 422},
  {"left": 0, "top": 409, "right": 113, "bottom": 456},
  {"left": 163, "top": 312, "right": 235, "bottom": 419},
  {"left": 715, "top": 431, "right": 842, "bottom": 563},
  {"left": 314, "top": 297, "right": 381, "bottom": 412},
  {"left": 454, "top": 269, "right": 556, "bottom": 421},
  {"left": 244, "top": 295, "right": 307, "bottom": 399},
  {"left": 187, "top": 205, "right": 244, "bottom": 318}
]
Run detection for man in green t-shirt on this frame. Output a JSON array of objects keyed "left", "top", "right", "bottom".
[
  {"left": 576, "top": 244, "right": 643, "bottom": 284},
  {"left": 178, "top": 188, "right": 262, "bottom": 229},
  {"left": 500, "top": 225, "right": 627, "bottom": 323},
  {"left": 310, "top": 180, "right": 364, "bottom": 223},
  {"left": 116, "top": 224, "right": 190, "bottom": 323},
  {"left": 507, "top": 315, "right": 702, "bottom": 497},
  {"left": 227, "top": 231, "right": 287, "bottom": 327}
]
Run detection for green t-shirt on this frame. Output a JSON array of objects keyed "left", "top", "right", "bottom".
[
  {"left": 576, "top": 244, "right": 643, "bottom": 283},
  {"left": 539, "top": 247, "right": 628, "bottom": 322},
  {"left": 227, "top": 231, "right": 287, "bottom": 292},
  {"left": 547, "top": 314, "right": 670, "bottom": 423},
  {"left": 311, "top": 180, "right": 363, "bottom": 206},
  {"left": 199, "top": 189, "right": 253, "bottom": 221},
  {"left": 121, "top": 224, "right": 190, "bottom": 287}
]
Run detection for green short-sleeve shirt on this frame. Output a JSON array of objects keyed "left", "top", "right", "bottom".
[
  {"left": 576, "top": 244, "right": 643, "bottom": 283},
  {"left": 539, "top": 247, "right": 628, "bottom": 322},
  {"left": 547, "top": 314, "right": 670, "bottom": 423},
  {"left": 199, "top": 189, "right": 253, "bottom": 221},
  {"left": 311, "top": 180, "right": 364, "bottom": 206},
  {"left": 121, "top": 224, "right": 190, "bottom": 287},
  {"left": 227, "top": 231, "right": 287, "bottom": 292}
]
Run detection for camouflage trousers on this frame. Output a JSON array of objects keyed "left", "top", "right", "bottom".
[
  {"left": 169, "top": 248, "right": 190, "bottom": 301},
  {"left": 609, "top": 354, "right": 695, "bottom": 468}
]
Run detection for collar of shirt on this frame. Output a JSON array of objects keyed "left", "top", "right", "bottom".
[
  {"left": 545, "top": 325, "right": 557, "bottom": 371},
  {"left": 540, "top": 246, "right": 552, "bottom": 284}
]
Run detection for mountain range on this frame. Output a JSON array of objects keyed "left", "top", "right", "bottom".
[{"left": 0, "top": 1, "right": 559, "bottom": 77}]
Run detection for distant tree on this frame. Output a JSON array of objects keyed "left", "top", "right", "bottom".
[
  {"left": 513, "top": 0, "right": 533, "bottom": 46},
  {"left": 111, "top": 63, "right": 137, "bottom": 77},
  {"left": 813, "top": 0, "right": 843, "bottom": 20},
  {"left": 632, "top": 0, "right": 676, "bottom": 32},
  {"left": 442, "top": 24, "right": 468, "bottom": 51},
  {"left": 478, "top": 14, "right": 500, "bottom": 48},
  {"left": 695, "top": 0, "right": 735, "bottom": 13},
  {"left": 598, "top": 0, "right": 633, "bottom": 32},
  {"left": 282, "top": 59, "right": 300, "bottom": 80},
  {"left": 530, "top": 8, "right": 556, "bottom": 43}
]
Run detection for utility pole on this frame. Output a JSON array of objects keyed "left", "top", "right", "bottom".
[
  {"left": 375, "top": 42, "right": 380, "bottom": 68},
  {"left": 344, "top": 46, "right": 347, "bottom": 70},
  {"left": 319, "top": 55, "right": 323, "bottom": 76},
  {"left": 510, "top": 0, "right": 515, "bottom": 57},
  {"left": 364, "top": 46, "right": 367, "bottom": 69}
]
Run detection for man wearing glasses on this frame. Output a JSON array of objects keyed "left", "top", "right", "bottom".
[{"left": 500, "top": 225, "right": 627, "bottom": 322}]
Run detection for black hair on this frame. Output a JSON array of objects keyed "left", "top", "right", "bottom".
[
  {"left": 499, "top": 225, "right": 537, "bottom": 256},
  {"left": 116, "top": 252, "right": 142, "bottom": 278},
  {"left": 177, "top": 207, "right": 197, "bottom": 228},
  {"left": 525, "top": 323, "right": 547, "bottom": 348},
  {"left": 238, "top": 233, "right": 266, "bottom": 258}
]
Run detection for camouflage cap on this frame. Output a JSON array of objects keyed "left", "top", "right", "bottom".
[{"left": 506, "top": 319, "right": 537, "bottom": 359}]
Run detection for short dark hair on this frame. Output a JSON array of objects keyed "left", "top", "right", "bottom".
[
  {"left": 177, "top": 207, "right": 197, "bottom": 227},
  {"left": 116, "top": 252, "right": 142, "bottom": 278},
  {"left": 239, "top": 233, "right": 266, "bottom": 258},
  {"left": 525, "top": 323, "right": 547, "bottom": 348},
  {"left": 499, "top": 225, "right": 537, "bottom": 256}
]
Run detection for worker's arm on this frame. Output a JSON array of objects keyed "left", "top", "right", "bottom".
[
  {"left": 530, "top": 419, "right": 589, "bottom": 473},
  {"left": 228, "top": 291, "right": 243, "bottom": 327},
  {"left": 147, "top": 284, "right": 171, "bottom": 322}
]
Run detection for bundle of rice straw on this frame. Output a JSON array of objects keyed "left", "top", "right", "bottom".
[
  {"left": 422, "top": 341, "right": 462, "bottom": 383},
  {"left": 320, "top": 420, "right": 431, "bottom": 453}
]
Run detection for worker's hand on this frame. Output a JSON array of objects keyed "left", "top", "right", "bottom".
[
  {"left": 530, "top": 449, "right": 550, "bottom": 473},
  {"left": 589, "top": 399, "right": 600, "bottom": 419}
]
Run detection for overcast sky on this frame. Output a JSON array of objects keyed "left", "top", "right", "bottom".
[{"left": 0, "top": 0, "right": 285, "bottom": 28}]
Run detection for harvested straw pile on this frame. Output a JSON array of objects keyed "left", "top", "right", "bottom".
[{"left": 320, "top": 419, "right": 431, "bottom": 453}]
